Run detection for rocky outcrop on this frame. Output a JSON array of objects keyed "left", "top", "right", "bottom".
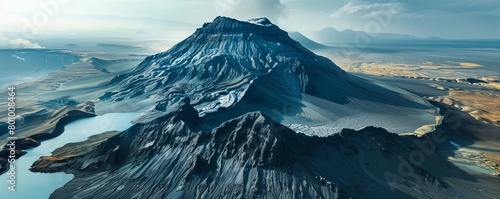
[{"left": 33, "top": 100, "right": 463, "bottom": 199}]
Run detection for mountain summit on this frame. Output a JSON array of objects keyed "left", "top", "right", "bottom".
[
  {"left": 199, "top": 17, "right": 281, "bottom": 33},
  {"left": 102, "top": 16, "right": 439, "bottom": 135}
]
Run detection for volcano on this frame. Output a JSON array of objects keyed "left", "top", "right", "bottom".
[
  {"left": 30, "top": 16, "right": 500, "bottom": 199},
  {"left": 100, "top": 16, "right": 439, "bottom": 136}
]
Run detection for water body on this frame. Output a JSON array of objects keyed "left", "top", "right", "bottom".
[
  {"left": 0, "top": 113, "right": 137, "bottom": 198},
  {"left": 0, "top": 49, "right": 81, "bottom": 88}
]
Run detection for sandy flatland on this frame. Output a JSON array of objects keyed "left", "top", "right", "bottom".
[{"left": 428, "top": 90, "right": 500, "bottom": 126}]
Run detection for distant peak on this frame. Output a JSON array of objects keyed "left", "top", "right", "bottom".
[{"left": 320, "top": 27, "right": 339, "bottom": 32}]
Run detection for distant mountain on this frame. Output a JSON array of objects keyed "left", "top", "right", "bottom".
[
  {"left": 425, "top": 36, "right": 443, "bottom": 40},
  {"left": 288, "top": 31, "right": 328, "bottom": 49},
  {"left": 308, "top": 27, "right": 435, "bottom": 43}
]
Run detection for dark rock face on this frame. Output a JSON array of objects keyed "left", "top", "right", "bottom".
[
  {"left": 34, "top": 100, "right": 467, "bottom": 199},
  {"left": 1, "top": 138, "right": 40, "bottom": 151}
]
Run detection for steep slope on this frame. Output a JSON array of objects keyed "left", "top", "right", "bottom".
[
  {"left": 99, "top": 17, "right": 439, "bottom": 135},
  {"left": 33, "top": 99, "right": 469, "bottom": 199}
]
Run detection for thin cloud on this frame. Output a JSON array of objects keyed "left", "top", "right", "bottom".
[
  {"left": 331, "top": 2, "right": 403, "bottom": 18},
  {"left": 214, "top": 0, "right": 288, "bottom": 23}
]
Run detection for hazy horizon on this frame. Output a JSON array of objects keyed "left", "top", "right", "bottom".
[{"left": 1, "top": 0, "right": 500, "bottom": 49}]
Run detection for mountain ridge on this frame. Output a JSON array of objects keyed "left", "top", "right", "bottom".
[
  {"left": 308, "top": 27, "right": 441, "bottom": 43},
  {"left": 33, "top": 98, "right": 461, "bottom": 199},
  {"left": 288, "top": 31, "right": 329, "bottom": 49}
]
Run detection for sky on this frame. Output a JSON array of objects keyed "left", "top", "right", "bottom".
[{"left": 1, "top": 0, "right": 500, "bottom": 48}]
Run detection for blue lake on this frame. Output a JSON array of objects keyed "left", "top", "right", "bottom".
[{"left": 0, "top": 112, "right": 137, "bottom": 199}]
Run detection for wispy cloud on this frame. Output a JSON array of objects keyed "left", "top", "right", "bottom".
[
  {"left": 214, "top": 0, "right": 288, "bottom": 23},
  {"left": 0, "top": 33, "right": 44, "bottom": 49},
  {"left": 331, "top": 2, "right": 403, "bottom": 18}
]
